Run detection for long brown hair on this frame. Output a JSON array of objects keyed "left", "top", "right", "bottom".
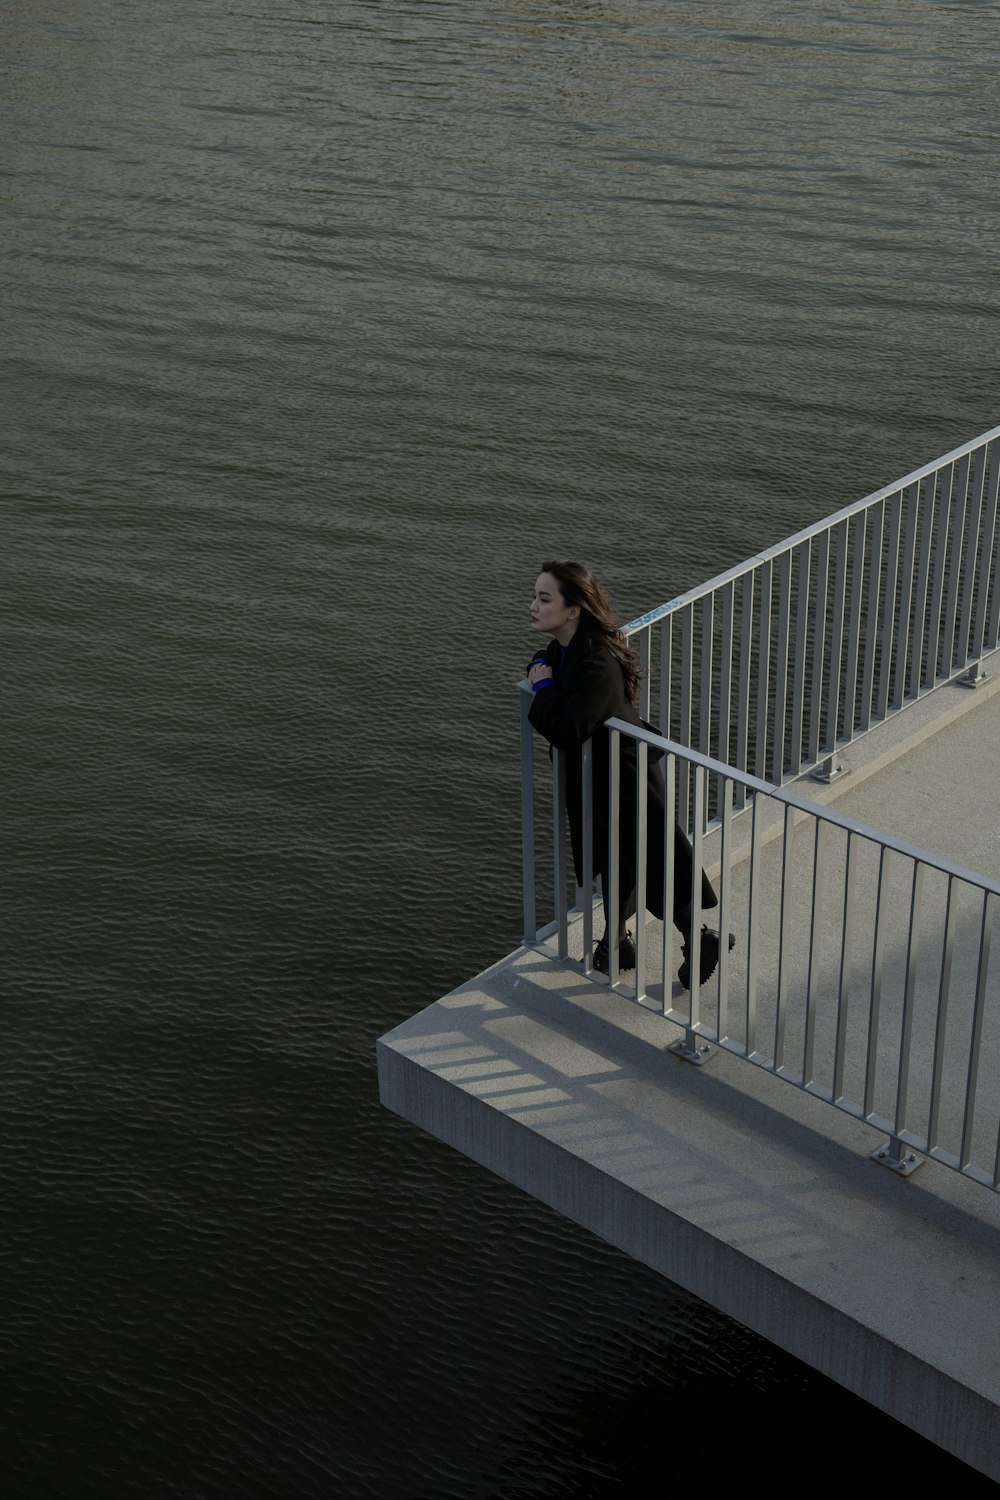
[{"left": 540, "top": 559, "right": 642, "bottom": 704}]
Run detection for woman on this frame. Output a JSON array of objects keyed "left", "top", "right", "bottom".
[{"left": 527, "top": 559, "right": 730, "bottom": 986}]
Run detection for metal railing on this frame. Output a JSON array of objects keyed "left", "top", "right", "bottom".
[
  {"left": 626, "top": 425, "right": 1000, "bottom": 810},
  {"left": 518, "top": 427, "right": 1000, "bottom": 1191},
  {"left": 599, "top": 725, "right": 1000, "bottom": 1195}
]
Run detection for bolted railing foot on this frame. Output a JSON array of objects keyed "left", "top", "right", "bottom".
[
  {"left": 811, "top": 755, "right": 847, "bottom": 784},
  {"left": 668, "top": 1033, "right": 714, "bottom": 1066},
  {"left": 957, "top": 662, "right": 988, "bottom": 688},
  {"left": 871, "top": 1138, "right": 923, "bottom": 1177}
]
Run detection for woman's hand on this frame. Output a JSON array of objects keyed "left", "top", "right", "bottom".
[{"left": 528, "top": 661, "right": 554, "bottom": 689}]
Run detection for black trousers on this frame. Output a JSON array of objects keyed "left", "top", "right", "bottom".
[{"left": 599, "top": 815, "right": 718, "bottom": 939}]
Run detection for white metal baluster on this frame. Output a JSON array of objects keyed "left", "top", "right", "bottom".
[
  {"left": 842, "top": 513, "right": 866, "bottom": 743},
  {"left": 660, "top": 615, "right": 673, "bottom": 737},
  {"left": 957, "top": 446, "right": 987, "bottom": 668},
  {"left": 892, "top": 482, "right": 920, "bottom": 711},
  {"left": 699, "top": 594, "right": 713, "bottom": 762},
  {"left": 803, "top": 817, "right": 826, "bottom": 1089},
  {"left": 875, "top": 490, "right": 902, "bottom": 722},
  {"left": 790, "top": 541, "right": 810, "bottom": 777},
  {"left": 774, "top": 803, "right": 795, "bottom": 1071},
  {"left": 961, "top": 891, "right": 995, "bottom": 1172},
  {"left": 755, "top": 560, "right": 772, "bottom": 782},
  {"left": 808, "top": 531, "right": 829, "bottom": 765},
  {"left": 972, "top": 439, "right": 1000, "bottom": 661},
  {"left": 634, "top": 738, "right": 648, "bottom": 1003},
  {"left": 825, "top": 520, "right": 848, "bottom": 755},
  {"left": 745, "top": 791, "right": 763, "bottom": 1059},
  {"left": 926, "top": 463, "right": 954, "bottom": 684},
  {"left": 771, "top": 550, "right": 792, "bottom": 784},
  {"left": 859, "top": 499, "right": 885, "bottom": 732},
  {"left": 893, "top": 859, "right": 924, "bottom": 1143},
  {"left": 552, "top": 749, "right": 568, "bottom": 959},
  {"left": 910, "top": 469, "right": 939, "bottom": 696},
  {"left": 927, "top": 875, "right": 957, "bottom": 1154},
  {"left": 687, "top": 765, "right": 707, "bottom": 1030},
  {"left": 717, "top": 581, "right": 735, "bottom": 773},
  {"left": 864, "top": 845, "right": 890, "bottom": 1122},
  {"left": 832, "top": 829, "right": 857, "bottom": 1104},
  {"left": 661, "top": 750, "right": 677, "bottom": 1015},
  {"left": 941, "top": 453, "right": 971, "bottom": 674},
  {"left": 736, "top": 572, "right": 755, "bottom": 803},
  {"left": 679, "top": 603, "right": 693, "bottom": 833},
  {"left": 581, "top": 738, "right": 594, "bottom": 972},
  {"left": 984, "top": 440, "right": 1000, "bottom": 655},
  {"left": 520, "top": 688, "right": 537, "bottom": 943},
  {"left": 637, "top": 625, "right": 652, "bottom": 721},
  {"left": 608, "top": 729, "right": 621, "bottom": 988},
  {"left": 717, "top": 778, "right": 734, "bottom": 1043}
]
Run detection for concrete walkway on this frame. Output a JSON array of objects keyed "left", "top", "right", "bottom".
[{"left": 378, "top": 664, "right": 1000, "bottom": 1482}]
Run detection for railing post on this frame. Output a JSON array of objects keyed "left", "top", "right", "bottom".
[
  {"left": 519, "top": 685, "right": 537, "bottom": 944},
  {"left": 871, "top": 1137, "right": 923, "bottom": 1176},
  {"left": 661, "top": 750, "right": 677, "bottom": 1015},
  {"left": 637, "top": 626, "right": 652, "bottom": 722},
  {"left": 811, "top": 753, "right": 846, "bottom": 783},
  {"left": 634, "top": 740, "right": 648, "bottom": 1002},
  {"left": 552, "top": 749, "right": 568, "bottom": 959},
  {"left": 972, "top": 438, "right": 1000, "bottom": 662},
  {"left": 957, "top": 660, "right": 988, "bottom": 688},
  {"left": 607, "top": 728, "right": 621, "bottom": 987},
  {"left": 772, "top": 549, "right": 791, "bottom": 783},
  {"left": 668, "top": 763, "right": 713, "bottom": 1066},
  {"left": 961, "top": 891, "right": 995, "bottom": 1172},
  {"left": 716, "top": 777, "right": 735, "bottom": 1042},
  {"left": 581, "top": 738, "right": 594, "bottom": 973},
  {"left": 735, "top": 574, "right": 754, "bottom": 805}
]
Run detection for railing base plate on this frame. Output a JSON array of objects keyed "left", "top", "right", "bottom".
[
  {"left": 668, "top": 1037, "right": 714, "bottom": 1066},
  {"left": 810, "top": 755, "right": 847, "bottom": 784},
  {"left": 871, "top": 1144, "right": 924, "bottom": 1177},
  {"left": 958, "top": 665, "right": 988, "bottom": 689}
]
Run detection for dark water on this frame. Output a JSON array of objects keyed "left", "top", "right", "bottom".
[{"left": 4, "top": 2, "right": 999, "bottom": 1494}]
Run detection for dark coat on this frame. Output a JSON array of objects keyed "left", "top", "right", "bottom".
[{"left": 527, "top": 628, "right": 717, "bottom": 933}]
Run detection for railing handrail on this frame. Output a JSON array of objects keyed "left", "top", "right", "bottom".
[
  {"left": 622, "top": 420, "right": 1000, "bottom": 637},
  {"left": 606, "top": 716, "right": 1000, "bottom": 899}
]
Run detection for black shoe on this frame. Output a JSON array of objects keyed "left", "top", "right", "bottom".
[
  {"left": 593, "top": 931, "right": 636, "bottom": 974},
  {"left": 678, "top": 926, "right": 735, "bottom": 989}
]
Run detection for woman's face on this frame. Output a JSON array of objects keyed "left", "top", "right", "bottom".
[{"left": 530, "top": 572, "right": 579, "bottom": 643}]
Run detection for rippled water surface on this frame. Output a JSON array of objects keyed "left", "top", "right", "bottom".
[{"left": 5, "top": 1, "right": 999, "bottom": 1495}]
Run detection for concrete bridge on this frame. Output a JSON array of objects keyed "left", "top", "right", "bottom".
[{"left": 378, "top": 661, "right": 1000, "bottom": 1483}]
